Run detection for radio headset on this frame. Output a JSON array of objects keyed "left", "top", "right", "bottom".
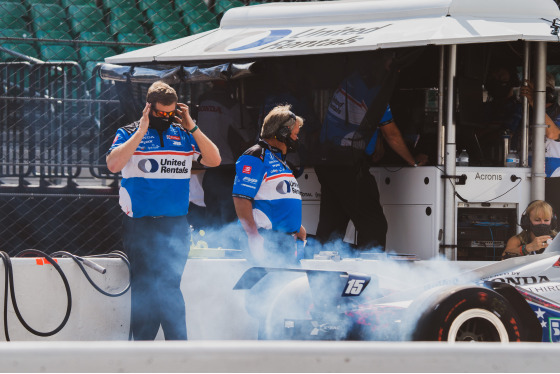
[
  {"left": 274, "top": 112, "right": 297, "bottom": 144},
  {"left": 520, "top": 200, "right": 557, "bottom": 231},
  {"left": 546, "top": 86, "right": 558, "bottom": 104},
  {"left": 275, "top": 126, "right": 291, "bottom": 143}
]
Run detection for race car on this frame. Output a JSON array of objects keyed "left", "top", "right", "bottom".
[{"left": 234, "top": 246, "right": 560, "bottom": 342}]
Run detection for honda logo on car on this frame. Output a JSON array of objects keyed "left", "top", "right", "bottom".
[{"left": 489, "top": 275, "right": 550, "bottom": 285}]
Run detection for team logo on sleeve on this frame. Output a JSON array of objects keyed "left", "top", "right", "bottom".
[{"left": 242, "top": 165, "right": 252, "bottom": 174}]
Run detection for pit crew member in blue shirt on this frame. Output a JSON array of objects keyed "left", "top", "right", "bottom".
[
  {"left": 233, "top": 105, "right": 306, "bottom": 264},
  {"left": 316, "top": 57, "right": 426, "bottom": 252},
  {"left": 106, "top": 81, "right": 221, "bottom": 340}
]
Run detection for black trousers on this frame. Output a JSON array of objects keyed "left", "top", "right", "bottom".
[
  {"left": 201, "top": 166, "right": 245, "bottom": 248},
  {"left": 202, "top": 166, "right": 237, "bottom": 227},
  {"left": 123, "top": 215, "right": 190, "bottom": 340},
  {"left": 315, "top": 164, "right": 387, "bottom": 250}
]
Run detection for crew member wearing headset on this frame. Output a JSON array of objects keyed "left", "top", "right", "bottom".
[
  {"left": 502, "top": 200, "right": 557, "bottom": 259},
  {"left": 106, "top": 81, "right": 221, "bottom": 340},
  {"left": 232, "top": 104, "right": 306, "bottom": 264}
]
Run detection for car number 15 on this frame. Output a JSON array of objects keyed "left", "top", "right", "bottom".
[{"left": 342, "top": 275, "right": 370, "bottom": 297}]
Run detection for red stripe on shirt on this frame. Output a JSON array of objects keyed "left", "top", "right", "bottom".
[
  {"left": 264, "top": 173, "right": 293, "bottom": 181},
  {"left": 133, "top": 151, "right": 196, "bottom": 156},
  {"left": 339, "top": 86, "right": 368, "bottom": 111}
]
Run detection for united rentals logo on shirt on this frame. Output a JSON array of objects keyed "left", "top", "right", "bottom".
[
  {"left": 137, "top": 158, "right": 189, "bottom": 174},
  {"left": 160, "top": 158, "right": 189, "bottom": 173},
  {"left": 275, "top": 180, "right": 301, "bottom": 196}
]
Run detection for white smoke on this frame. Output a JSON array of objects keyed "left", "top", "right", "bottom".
[
  {"left": 238, "top": 238, "right": 480, "bottom": 342},
  {"left": 178, "top": 223, "right": 482, "bottom": 342}
]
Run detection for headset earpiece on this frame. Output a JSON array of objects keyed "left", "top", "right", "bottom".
[
  {"left": 275, "top": 126, "right": 291, "bottom": 143},
  {"left": 520, "top": 200, "right": 538, "bottom": 231},
  {"left": 520, "top": 212, "right": 531, "bottom": 231},
  {"left": 546, "top": 86, "right": 558, "bottom": 104}
]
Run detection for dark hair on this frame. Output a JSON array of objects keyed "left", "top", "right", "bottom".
[{"left": 487, "top": 64, "right": 520, "bottom": 87}]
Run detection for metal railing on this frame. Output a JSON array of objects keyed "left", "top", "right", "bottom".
[
  {"left": 0, "top": 0, "right": 323, "bottom": 255},
  {"left": 0, "top": 61, "right": 123, "bottom": 185},
  {"left": 0, "top": 58, "right": 124, "bottom": 255}
]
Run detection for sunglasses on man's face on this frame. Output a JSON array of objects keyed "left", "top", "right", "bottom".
[{"left": 152, "top": 108, "right": 176, "bottom": 118}]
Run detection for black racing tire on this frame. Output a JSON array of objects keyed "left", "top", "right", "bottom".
[{"left": 410, "top": 285, "right": 524, "bottom": 342}]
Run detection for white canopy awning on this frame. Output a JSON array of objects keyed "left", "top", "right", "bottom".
[{"left": 105, "top": 0, "right": 560, "bottom": 65}]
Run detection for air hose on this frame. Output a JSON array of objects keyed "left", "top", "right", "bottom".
[
  {"left": 0, "top": 249, "right": 130, "bottom": 341},
  {"left": 0, "top": 249, "right": 70, "bottom": 341},
  {"left": 50, "top": 251, "right": 130, "bottom": 297}
]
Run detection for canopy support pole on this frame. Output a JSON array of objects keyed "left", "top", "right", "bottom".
[
  {"left": 437, "top": 45, "right": 445, "bottom": 166},
  {"left": 531, "top": 41, "right": 547, "bottom": 201},
  {"left": 521, "top": 42, "right": 530, "bottom": 167},
  {"left": 443, "top": 44, "right": 457, "bottom": 260}
]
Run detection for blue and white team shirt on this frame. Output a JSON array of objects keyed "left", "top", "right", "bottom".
[
  {"left": 232, "top": 141, "right": 302, "bottom": 233},
  {"left": 546, "top": 104, "right": 560, "bottom": 177},
  {"left": 109, "top": 122, "right": 201, "bottom": 218},
  {"left": 320, "top": 72, "right": 394, "bottom": 155}
]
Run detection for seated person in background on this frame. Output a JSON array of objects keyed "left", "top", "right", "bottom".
[
  {"left": 477, "top": 64, "right": 522, "bottom": 161},
  {"left": 484, "top": 64, "right": 522, "bottom": 131},
  {"left": 502, "top": 200, "right": 557, "bottom": 259}
]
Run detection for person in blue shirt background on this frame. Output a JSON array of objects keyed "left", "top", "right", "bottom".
[
  {"left": 315, "top": 55, "right": 426, "bottom": 252},
  {"left": 106, "top": 81, "right": 221, "bottom": 340},
  {"left": 233, "top": 104, "right": 306, "bottom": 264}
]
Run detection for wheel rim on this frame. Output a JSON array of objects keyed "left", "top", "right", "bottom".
[
  {"left": 263, "top": 277, "right": 312, "bottom": 339},
  {"left": 447, "top": 308, "right": 509, "bottom": 342}
]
